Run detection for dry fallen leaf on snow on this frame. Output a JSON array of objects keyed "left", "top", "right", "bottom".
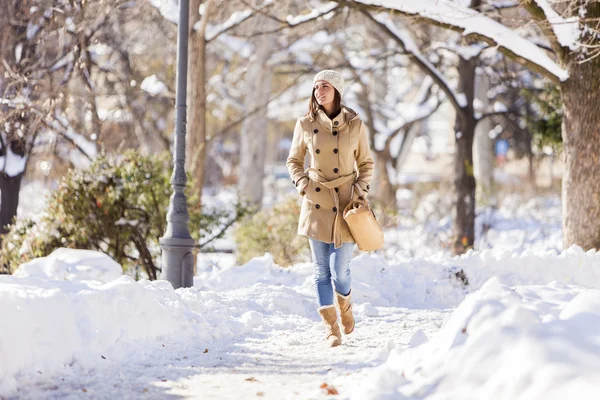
[{"left": 320, "top": 383, "right": 339, "bottom": 395}]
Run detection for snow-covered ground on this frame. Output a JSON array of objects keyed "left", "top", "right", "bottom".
[
  {"left": 4, "top": 182, "right": 600, "bottom": 398},
  {"left": 4, "top": 241, "right": 600, "bottom": 398}
]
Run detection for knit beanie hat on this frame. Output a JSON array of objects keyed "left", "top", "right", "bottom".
[{"left": 313, "top": 70, "right": 345, "bottom": 98}]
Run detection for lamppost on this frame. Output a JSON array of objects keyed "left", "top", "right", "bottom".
[{"left": 159, "top": 0, "right": 195, "bottom": 289}]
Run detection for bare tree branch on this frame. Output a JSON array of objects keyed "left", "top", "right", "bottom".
[
  {"left": 336, "top": 0, "right": 566, "bottom": 84},
  {"left": 359, "top": 10, "right": 466, "bottom": 112},
  {"left": 518, "top": 0, "right": 570, "bottom": 64}
]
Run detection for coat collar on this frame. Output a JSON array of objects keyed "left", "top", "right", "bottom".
[{"left": 314, "top": 106, "right": 359, "bottom": 128}]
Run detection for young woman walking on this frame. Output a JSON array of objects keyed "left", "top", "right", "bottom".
[{"left": 286, "top": 70, "right": 374, "bottom": 347}]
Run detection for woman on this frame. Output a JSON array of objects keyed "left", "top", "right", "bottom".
[{"left": 286, "top": 70, "right": 374, "bottom": 347}]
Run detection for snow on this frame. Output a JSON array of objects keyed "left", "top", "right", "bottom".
[
  {"left": 493, "top": 101, "right": 508, "bottom": 112},
  {"left": 51, "top": 111, "right": 98, "bottom": 166},
  {"left": 140, "top": 74, "right": 168, "bottom": 96},
  {"left": 5, "top": 236, "right": 600, "bottom": 398},
  {"left": 285, "top": 2, "right": 338, "bottom": 25},
  {"left": 205, "top": 10, "right": 253, "bottom": 41},
  {"left": 533, "top": 0, "right": 580, "bottom": 50},
  {"left": 148, "top": 0, "right": 179, "bottom": 24},
  {"left": 356, "top": 0, "right": 570, "bottom": 81},
  {"left": 16, "top": 181, "right": 50, "bottom": 219},
  {"left": 3, "top": 182, "right": 599, "bottom": 398},
  {"left": 0, "top": 145, "right": 27, "bottom": 177},
  {"left": 455, "top": 92, "right": 467, "bottom": 108},
  {"left": 14, "top": 44, "right": 23, "bottom": 64},
  {"left": 354, "top": 278, "right": 600, "bottom": 399},
  {"left": 14, "top": 248, "right": 122, "bottom": 285}
]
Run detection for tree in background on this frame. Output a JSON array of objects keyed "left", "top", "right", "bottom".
[{"left": 336, "top": 0, "right": 600, "bottom": 251}]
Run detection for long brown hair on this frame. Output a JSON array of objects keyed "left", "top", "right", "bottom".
[{"left": 307, "top": 88, "right": 342, "bottom": 120}]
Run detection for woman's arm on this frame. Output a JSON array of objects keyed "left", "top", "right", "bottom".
[
  {"left": 286, "top": 119, "right": 309, "bottom": 195},
  {"left": 355, "top": 121, "right": 374, "bottom": 196}
]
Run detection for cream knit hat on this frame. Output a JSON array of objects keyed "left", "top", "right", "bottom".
[{"left": 313, "top": 70, "right": 345, "bottom": 97}]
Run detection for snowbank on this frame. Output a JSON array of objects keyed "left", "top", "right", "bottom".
[
  {"left": 353, "top": 278, "right": 600, "bottom": 399},
  {"left": 4, "top": 243, "right": 600, "bottom": 396},
  {"left": 350, "top": 245, "right": 600, "bottom": 308},
  {"left": 197, "top": 246, "right": 600, "bottom": 310},
  {"left": 13, "top": 248, "right": 122, "bottom": 284},
  {"left": 0, "top": 275, "right": 268, "bottom": 394},
  {"left": 0, "top": 252, "right": 311, "bottom": 395}
]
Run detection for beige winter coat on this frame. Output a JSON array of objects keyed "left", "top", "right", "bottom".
[{"left": 287, "top": 106, "right": 374, "bottom": 248}]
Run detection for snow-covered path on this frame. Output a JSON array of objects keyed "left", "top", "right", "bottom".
[
  {"left": 7, "top": 246, "right": 600, "bottom": 399},
  {"left": 11, "top": 306, "right": 448, "bottom": 399}
]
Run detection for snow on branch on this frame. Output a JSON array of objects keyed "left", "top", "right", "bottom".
[
  {"left": 520, "top": 0, "right": 579, "bottom": 64},
  {"left": 206, "top": 10, "right": 254, "bottom": 41},
  {"left": 148, "top": 0, "right": 179, "bottom": 24},
  {"left": 339, "top": 0, "right": 569, "bottom": 83},
  {"left": 533, "top": 0, "right": 579, "bottom": 50},
  {"left": 384, "top": 77, "right": 441, "bottom": 139},
  {"left": 286, "top": 2, "right": 338, "bottom": 25},
  {"left": 0, "top": 134, "right": 27, "bottom": 177}
]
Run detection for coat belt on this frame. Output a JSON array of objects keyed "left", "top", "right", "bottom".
[{"left": 305, "top": 167, "right": 359, "bottom": 249}]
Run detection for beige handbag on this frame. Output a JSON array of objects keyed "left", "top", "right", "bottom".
[{"left": 343, "top": 184, "right": 384, "bottom": 251}]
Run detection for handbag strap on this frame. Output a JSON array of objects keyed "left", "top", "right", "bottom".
[{"left": 351, "top": 182, "right": 367, "bottom": 203}]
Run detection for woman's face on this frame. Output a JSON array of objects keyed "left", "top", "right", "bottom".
[{"left": 314, "top": 80, "right": 335, "bottom": 107}]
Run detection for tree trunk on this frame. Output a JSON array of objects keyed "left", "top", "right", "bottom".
[
  {"left": 0, "top": 172, "right": 23, "bottom": 237},
  {"left": 452, "top": 56, "right": 477, "bottom": 254},
  {"left": 132, "top": 229, "right": 158, "bottom": 280},
  {"left": 371, "top": 150, "right": 396, "bottom": 218},
  {"left": 238, "top": 29, "right": 273, "bottom": 208},
  {"left": 560, "top": 52, "right": 600, "bottom": 250},
  {"left": 186, "top": 0, "right": 213, "bottom": 208},
  {"left": 394, "top": 124, "right": 418, "bottom": 174},
  {"left": 473, "top": 73, "right": 495, "bottom": 207}
]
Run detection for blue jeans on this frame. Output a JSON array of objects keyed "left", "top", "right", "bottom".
[{"left": 309, "top": 239, "right": 354, "bottom": 307}]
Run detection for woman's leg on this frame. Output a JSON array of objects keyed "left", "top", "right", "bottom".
[
  {"left": 309, "top": 239, "right": 342, "bottom": 346},
  {"left": 309, "top": 239, "right": 334, "bottom": 307},
  {"left": 332, "top": 242, "right": 355, "bottom": 334},
  {"left": 331, "top": 242, "right": 354, "bottom": 296}
]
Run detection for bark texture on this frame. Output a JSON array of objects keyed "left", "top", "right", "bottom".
[
  {"left": 473, "top": 73, "right": 495, "bottom": 207},
  {"left": 371, "top": 149, "right": 396, "bottom": 213},
  {"left": 186, "top": 0, "right": 213, "bottom": 207},
  {"left": 452, "top": 56, "right": 477, "bottom": 254},
  {"left": 561, "top": 51, "right": 600, "bottom": 250},
  {"left": 0, "top": 172, "right": 23, "bottom": 236}
]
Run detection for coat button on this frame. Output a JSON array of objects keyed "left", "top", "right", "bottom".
[
  {"left": 333, "top": 131, "right": 338, "bottom": 136},
  {"left": 333, "top": 168, "right": 339, "bottom": 173},
  {"left": 313, "top": 129, "right": 318, "bottom": 133},
  {"left": 333, "top": 148, "right": 338, "bottom": 153},
  {"left": 367, "top": 185, "right": 370, "bottom": 190},
  {"left": 334, "top": 121, "right": 339, "bottom": 126},
  {"left": 316, "top": 204, "right": 321, "bottom": 209},
  {"left": 316, "top": 149, "right": 320, "bottom": 154},
  {"left": 316, "top": 187, "right": 321, "bottom": 192},
  {"left": 292, "top": 180, "right": 295, "bottom": 185},
  {"left": 335, "top": 188, "right": 339, "bottom": 193},
  {"left": 333, "top": 207, "right": 337, "bottom": 213}
]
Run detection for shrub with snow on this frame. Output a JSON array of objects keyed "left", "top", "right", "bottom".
[{"left": 0, "top": 150, "right": 252, "bottom": 278}]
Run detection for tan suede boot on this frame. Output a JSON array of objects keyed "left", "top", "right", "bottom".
[
  {"left": 335, "top": 290, "right": 355, "bottom": 334},
  {"left": 318, "top": 305, "right": 342, "bottom": 347}
]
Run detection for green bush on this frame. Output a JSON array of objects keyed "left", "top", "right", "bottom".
[
  {"left": 234, "top": 195, "right": 309, "bottom": 267},
  {"left": 522, "top": 85, "right": 563, "bottom": 153},
  {"left": 0, "top": 150, "right": 252, "bottom": 278}
]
